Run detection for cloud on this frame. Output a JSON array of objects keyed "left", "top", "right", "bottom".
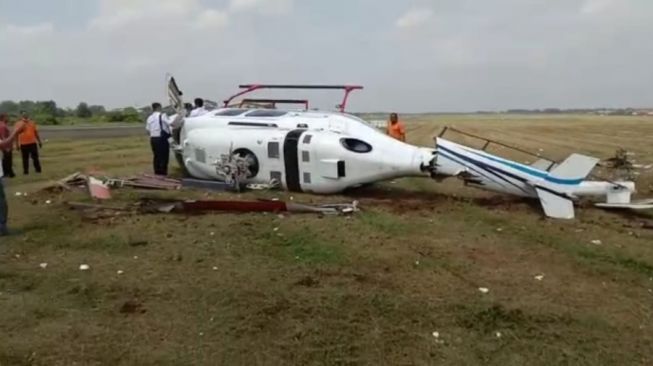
[
  {"left": 195, "top": 9, "right": 229, "bottom": 30},
  {"left": 580, "top": 0, "right": 617, "bottom": 15},
  {"left": 395, "top": 8, "right": 433, "bottom": 29},
  {"left": 89, "top": 0, "right": 200, "bottom": 31},
  {"left": 1, "top": 0, "right": 652, "bottom": 112},
  {"left": 229, "top": 0, "right": 294, "bottom": 15},
  {"left": 2, "top": 23, "right": 54, "bottom": 37}
]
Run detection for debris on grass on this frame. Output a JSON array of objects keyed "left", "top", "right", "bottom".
[
  {"left": 478, "top": 287, "right": 490, "bottom": 294},
  {"left": 182, "top": 178, "right": 235, "bottom": 192},
  {"left": 88, "top": 176, "right": 112, "bottom": 200},
  {"left": 117, "top": 270, "right": 124, "bottom": 275},
  {"left": 495, "top": 331, "right": 502, "bottom": 338},
  {"left": 79, "top": 264, "right": 90, "bottom": 271},
  {"left": 139, "top": 198, "right": 359, "bottom": 216},
  {"left": 534, "top": 274, "right": 545, "bottom": 281},
  {"left": 591, "top": 240, "right": 603, "bottom": 246},
  {"left": 39, "top": 263, "right": 48, "bottom": 269}
]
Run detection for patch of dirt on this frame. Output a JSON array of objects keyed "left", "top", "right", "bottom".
[
  {"left": 120, "top": 300, "right": 146, "bottom": 315},
  {"left": 294, "top": 276, "right": 320, "bottom": 288}
]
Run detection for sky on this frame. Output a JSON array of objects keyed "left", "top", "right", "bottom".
[{"left": 0, "top": 0, "right": 652, "bottom": 112}]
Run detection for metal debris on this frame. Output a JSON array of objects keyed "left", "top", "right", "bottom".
[
  {"left": 534, "top": 274, "right": 544, "bottom": 281},
  {"left": 89, "top": 176, "right": 112, "bottom": 200},
  {"left": 138, "top": 198, "right": 360, "bottom": 216},
  {"left": 79, "top": 264, "right": 90, "bottom": 271},
  {"left": 109, "top": 174, "right": 181, "bottom": 190},
  {"left": 478, "top": 287, "right": 490, "bottom": 294},
  {"left": 39, "top": 263, "right": 48, "bottom": 269},
  {"left": 182, "top": 178, "right": 236, "bottom": 192},
  {"left": 591, "top": 240, "right": 603, "bottom": 246}
]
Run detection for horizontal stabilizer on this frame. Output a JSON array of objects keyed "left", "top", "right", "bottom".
[
  {"left": 596, "top": 199, "right": 653, "bottom": 210},
  {"left": 536, "top": 187, "right": 575, "bottom": 219},
  {"left": 531, "top": 159, "right": 557, "bottom": 171},
  {"left": 549, "top": 154, "right": 599, "bottom": 180}
]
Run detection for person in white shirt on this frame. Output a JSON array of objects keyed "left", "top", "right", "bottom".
[
  {"left": 145, "top": 103, "right": 173, "bottom": 176},
  {"left": 0, "top": 121, "right": 26, "bottom": 236},
  {"left": 189, "top": 98, "right": 209, "bottom": 118}
]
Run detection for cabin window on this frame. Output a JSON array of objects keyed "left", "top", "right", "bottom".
[
  {"left": 303, "top": 172, "right": 312, "bottom": 184},
  {"left": 268, "top": 142, "right": 280, "bottom": 158},
  {"left": 302, "top": 151, "right": 310, "bottom": 162},
  {"left": 303, "top": 135, "right": 313, "bottom": 144},
  {"left": 270, "top": 171, "right": 282, "bottom": 183},
  {"left": 338, "top": 161, "right": 346, "bottom": 177},
  {"left": 245, "top": 110, "right": 288, "bottom": 117},
  {"left": 340, "top": 138, "right": 372, "bottom": 153},
  {"left": 228, "top": 122, "right": 278, "bottom": 128}
]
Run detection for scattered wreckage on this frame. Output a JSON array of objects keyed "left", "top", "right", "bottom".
[{"left": 44, "top": 172, "right": 358, "bottom": 220}]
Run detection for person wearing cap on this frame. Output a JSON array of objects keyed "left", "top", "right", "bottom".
[
  {"left": 0, "top": 122, "right": 26, "bottom": 236},
  {"left": 0, "top": 114, "right": 15, "bottom": 178},
  {"left": 15, "top": 111, "right": 43, "bottom": 175}
]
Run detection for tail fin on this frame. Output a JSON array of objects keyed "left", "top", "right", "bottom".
[
  {"left": 535, "top": 187, "right": 575, "bottom": 219},
  {"left": 549, "top": 154, "right": 599, "bottom": 180}
]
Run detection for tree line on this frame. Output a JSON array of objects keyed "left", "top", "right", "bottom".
[{"left": 0, "top": 100, "right": 144, "bottom": 125}]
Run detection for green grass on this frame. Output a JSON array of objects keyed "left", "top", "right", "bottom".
[{"left": 1, "top": 115, "right": 653, "bottom": 365}]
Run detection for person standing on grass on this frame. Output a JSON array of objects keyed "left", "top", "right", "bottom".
[
  {"left": 15, "top": 111, "right": 43, "bottom": 175},
  {"left": 146, "top": 103, "right": 173, "bottom": 176},
  {"left": 0, "top": 114, "right": 15, "bottom": 178},
  {"left": 386, "top": 113, "right": 406, "bottom": 142},
  {"left": 0, "top": 122, "right": 26, "bottom": 236}
]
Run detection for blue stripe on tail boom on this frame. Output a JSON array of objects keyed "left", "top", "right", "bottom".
[{"left": 439, "top": 145, "right": 583, "bottom": 186}]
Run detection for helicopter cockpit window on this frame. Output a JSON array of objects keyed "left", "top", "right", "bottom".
[
  {"left": 340, "top": 138, "right": 373, "bottom": 153},
  {"left": 245, "top": 110, "right": 288, "bottom": 118},
  {"left": 214, "top": 109, "right": 248, "bottom": 116}
]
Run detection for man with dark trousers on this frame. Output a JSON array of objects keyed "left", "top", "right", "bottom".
[
  {"left": 0, "top": 114, "right": 15, "bottom": 178},
  {"left": 0, "top": 122, "right": 25, "bottom": 236},
  {"left": 15, "top": 111, "right": 43, "bottom": 175},
  {"left": 145, "top": 103, "right": 173, "bottom": 176}
]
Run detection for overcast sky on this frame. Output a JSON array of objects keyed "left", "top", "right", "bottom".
[{"left": 0, "top": 0, "right": 651, "bottom": 112}]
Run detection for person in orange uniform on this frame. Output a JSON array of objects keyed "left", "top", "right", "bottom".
[
  {"left": 15, "top": 111, "right": 43, "bottom": 175},
  {"left": 387, "top": 113, "right": 406, "bottom": 142}
]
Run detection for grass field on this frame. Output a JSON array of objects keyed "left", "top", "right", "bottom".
[{"left": 1, "top": 115, "right": 653, "bottom": 365}]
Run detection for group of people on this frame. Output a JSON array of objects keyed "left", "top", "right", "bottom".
[
  {"left": 0, "top": 112, "right": 43, "bottom": 236},
  {"left": 0, "top": 112, "right": 43, "bottom": 177}
]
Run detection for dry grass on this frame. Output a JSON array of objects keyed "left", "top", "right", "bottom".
[{"left": 1, "top": 115, "right": 653, "bottom": 365}]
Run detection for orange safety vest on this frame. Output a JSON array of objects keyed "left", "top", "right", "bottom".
[
  {"left": 17, "top": 119, "right": 38, "bottom": 146},
  {"left": 387, "top": 121, "right": 406, "bottom": 141}
]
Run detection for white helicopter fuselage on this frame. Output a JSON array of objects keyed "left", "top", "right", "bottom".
[{"left": 176, "top": 108, "right": 435, "bottom": 193}]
